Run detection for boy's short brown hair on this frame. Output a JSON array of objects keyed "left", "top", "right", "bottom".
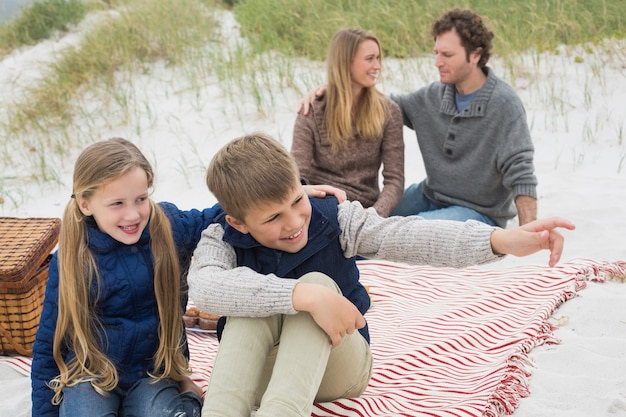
[{"left": 206, "top": 132, "right": 301, "bottom": 221}]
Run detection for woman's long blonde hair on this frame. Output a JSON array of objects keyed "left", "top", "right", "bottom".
[
  {"left": 50, "top": 138, "right": 188, "bottom": 403},
  {"left": 326, "top": 28, "right": 389, "bottom": 150}
]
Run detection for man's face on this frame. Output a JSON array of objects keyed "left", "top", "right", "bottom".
[
  {"left": 226, "top": 183, "right": 312, "bottom": 253},
  {"left": 433, "top": 28, "right": 480, "bottom": 88}
]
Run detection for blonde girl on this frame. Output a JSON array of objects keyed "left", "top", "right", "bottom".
[{"left": 31, "top": 138, "right": 222, "bottom": 417}]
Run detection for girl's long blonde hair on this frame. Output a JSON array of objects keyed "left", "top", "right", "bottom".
[
  {"left": 50, "top": 138, "right": 188, "bottom": 403},
  {"left": 326, "top": 28, "right": 389, "bottom": 150}
]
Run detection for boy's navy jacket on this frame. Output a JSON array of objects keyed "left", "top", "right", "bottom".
[
  {"left": 31, "top": 202, "right": 223, "bottom": 417},
  {"left": 218, "top": 196, "right": 371, "bottom": 342}
]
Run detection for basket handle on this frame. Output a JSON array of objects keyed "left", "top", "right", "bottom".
[{"left": 0, "top": 323, "right": 32, "bottom": 356}]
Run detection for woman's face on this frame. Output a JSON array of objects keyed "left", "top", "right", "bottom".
[{"left": 350, "top": 39, "right": 381, "bottom": 94}]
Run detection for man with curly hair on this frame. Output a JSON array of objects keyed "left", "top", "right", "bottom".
[{"left": 389, "top": 8, "right": 538, "bottom": 227}]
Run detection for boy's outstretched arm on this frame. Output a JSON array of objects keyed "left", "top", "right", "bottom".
[
  {"left": 292, "top": 282, "right": 365, "bottom": 347},
  {"left": 490, "top": 217, "right": 576, "bottom": 267}
]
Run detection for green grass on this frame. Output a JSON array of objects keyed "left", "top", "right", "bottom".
[
  {"left": 232, "top": 0, "right": 625, "bottom": 60},
  {"left": 0, "top": 0, "right": 87, "bottom": 55}
]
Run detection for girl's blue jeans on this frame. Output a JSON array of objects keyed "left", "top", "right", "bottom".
[{"left": 59, "top": 377, "right": 202, "bottom": 417}]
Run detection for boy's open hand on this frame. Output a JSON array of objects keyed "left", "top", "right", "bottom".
[
  {"left": 490, "top": 217, "right": 576, "bottom": 267},
  {"left": 293, "top": 282, "right": 365, "bottom": 347}
]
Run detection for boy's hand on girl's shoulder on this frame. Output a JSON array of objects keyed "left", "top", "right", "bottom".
[{"left": 293, "top": 282, "right": 365, "bottom": 347}]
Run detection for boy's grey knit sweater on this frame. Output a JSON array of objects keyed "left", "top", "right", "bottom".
[{"left": 188, "top": 201, "right": 502, "bottom": 318}]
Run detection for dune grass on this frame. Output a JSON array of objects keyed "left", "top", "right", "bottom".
[
  {"left": 7, "top": 0, "right": 217, "bottom": 130},
  {"left": 3, "top": 0, "right": 623, "bottom": 139},
  {"left": 232, "top": 0, "right": 625, "bottom": 60},
  {"left": 1, "top": 0, "right": 220, "bottom": 183},
  {"left": 0, "top": 0, "right": 624, "bottom": 201},
  {"left": 0, "top": 0, "right": 87, "bottom": 55}
]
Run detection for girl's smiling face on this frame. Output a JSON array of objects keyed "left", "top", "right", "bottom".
[{"left": 77, "top": 167, "right": 151, "bottom": 245}]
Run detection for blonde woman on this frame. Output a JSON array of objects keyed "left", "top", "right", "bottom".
[{"left": 291, "top": 28, "right": 404, "bottom": 217}]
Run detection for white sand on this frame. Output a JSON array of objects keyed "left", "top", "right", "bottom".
[{"left": 0, "top": 9, "right": 625, "bottom": 417}]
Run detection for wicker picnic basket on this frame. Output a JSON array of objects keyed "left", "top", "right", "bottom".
[{"left": 0, "top": 217, "right": 60, "bottom": 356}]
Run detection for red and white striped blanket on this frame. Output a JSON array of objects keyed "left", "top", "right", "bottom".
[{"left": 2, "top": 259, "right": 624, "bottom": 416}]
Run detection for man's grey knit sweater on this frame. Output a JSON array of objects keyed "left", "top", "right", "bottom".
[{"left": 392, "top": 67, "right": 538, "bottom": 227}]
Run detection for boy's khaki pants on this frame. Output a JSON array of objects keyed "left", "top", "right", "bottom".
[{"left": 201, "top": 272, "right": 373, "bottom": 417}]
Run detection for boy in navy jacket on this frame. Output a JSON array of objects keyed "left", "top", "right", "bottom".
[{"left": 188, "top": 132, "right": 574, "bottom": 417}]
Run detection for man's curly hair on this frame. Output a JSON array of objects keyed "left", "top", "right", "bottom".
[{"left": 431, "top": 8, "right": 494, "bottom": 68}]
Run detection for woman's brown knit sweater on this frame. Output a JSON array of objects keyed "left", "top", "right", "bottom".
[{"left": 291, "top": 95, "right": 405, "bottom": 217}]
